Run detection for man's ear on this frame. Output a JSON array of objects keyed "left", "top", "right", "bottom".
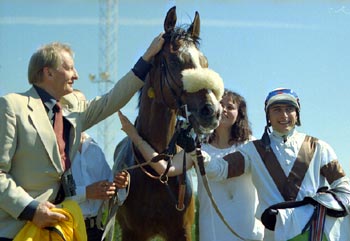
[{"left": 43, "top": 67, "right": 53, "bottom": 77}]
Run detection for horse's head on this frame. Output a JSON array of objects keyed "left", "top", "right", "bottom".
[{"left": 146, "top": 6, "right": 224, "bottom": 136}]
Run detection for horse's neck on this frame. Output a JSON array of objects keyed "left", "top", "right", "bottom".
[{"left": 137, "top": 101, "right": 177, "bottom": 153}]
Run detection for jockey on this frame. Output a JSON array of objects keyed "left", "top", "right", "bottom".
[{"left": 203, "top": 88, "right": 350, "bottom": 241}]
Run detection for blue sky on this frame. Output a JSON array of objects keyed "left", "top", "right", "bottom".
[{"left": 1, "top": 0, "right": 350, "bottom": 173}]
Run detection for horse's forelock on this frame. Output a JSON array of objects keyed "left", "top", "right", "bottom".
[
  {"left": 168, "top": 26, "right": 200, "bottom": 48},
  {"left": 181, "top": 68, "right": 224, "bottom": 100}
]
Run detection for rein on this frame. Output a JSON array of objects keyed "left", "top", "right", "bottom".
[
  {"left": 154, "top": 117, "right": 189, "bottom": 211},
  {"left": 114, "top": 110, "right": 190, "bottom": 211},
  {"left": 194, "top": 139, "right": 249, "bottom": 241}
]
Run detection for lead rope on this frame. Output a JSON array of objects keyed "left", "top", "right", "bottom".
[
  {"left": 195, "top": 139, "right": 248, "bottom": 241},
  {"left": 100, "top": 171, "right": 131, "bottom": 241},
  {"left": 175, "top": 149, "right": 187, "bottom": 211}
]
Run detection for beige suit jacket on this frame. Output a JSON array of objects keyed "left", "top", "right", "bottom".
[{"left": 0, "top": 71, "right": 143, "bottom": 238}]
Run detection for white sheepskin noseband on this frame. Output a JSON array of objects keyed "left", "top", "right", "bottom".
[{"left": 181, "top": 68, "right": 224, "bottom": 100}]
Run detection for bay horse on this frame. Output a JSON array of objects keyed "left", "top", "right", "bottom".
[{"left": 111, "top": 6, "right": 224, "bottom": 241}]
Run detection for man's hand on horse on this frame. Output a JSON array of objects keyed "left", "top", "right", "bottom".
[{"left": 143, "top": 32, "right": 165, "bottom": 62}]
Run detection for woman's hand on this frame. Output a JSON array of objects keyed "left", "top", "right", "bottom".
[{"left": 118, "top": 111, "right": 140, "bottom": 143}]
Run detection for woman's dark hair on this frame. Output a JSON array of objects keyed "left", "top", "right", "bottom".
[{"left": 209, "top": 89, "right": 252, "bottom": 145}]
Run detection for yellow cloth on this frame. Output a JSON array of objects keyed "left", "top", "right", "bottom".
[{"left": 14, "top": 200, "right": 87, "bottom": 241}]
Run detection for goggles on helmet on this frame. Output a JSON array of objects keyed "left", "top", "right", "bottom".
[{"left": 264, "top": 88, "right": 300, "bottom": 112}]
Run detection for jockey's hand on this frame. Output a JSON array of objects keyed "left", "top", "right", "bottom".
[
  {"left": 177, "top": 127, "right": 196, "bottom": 153},
  {"left": 261, "top": 207, "right": 278, "bottom": 231}
]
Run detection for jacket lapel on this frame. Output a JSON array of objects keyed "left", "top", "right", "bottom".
[
  {"left": 63, "top": 109, "right": 79, "bottom": 161},
  {"left": 27, "top": 88, "right": 63, "bottom": 172}
]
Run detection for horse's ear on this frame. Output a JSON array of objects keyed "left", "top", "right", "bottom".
[
  {"left": 188, "top": 11, "right": 200, "bottom": 39},
  {"left": 164, "top": 6, "right": 177, "bottom": 33}
]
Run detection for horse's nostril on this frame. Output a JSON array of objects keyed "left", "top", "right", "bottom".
[
  {"left": 200, "top": 104, "right": 214, "bottom": 117},
  {"left": 217, "top": 111, "right": 221, "bottom": 119}
]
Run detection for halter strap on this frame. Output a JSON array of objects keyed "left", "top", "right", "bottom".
[{"left": 159, "top": 57, "right": 183, "bottom": 109}]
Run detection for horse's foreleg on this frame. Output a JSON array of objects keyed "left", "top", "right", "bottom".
[{"left": 164, "top": 194, "right": 195, "bottom": 241}]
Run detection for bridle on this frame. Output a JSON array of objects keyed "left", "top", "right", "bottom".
[
  {"left": 156, "top": 43, "right": 250, "bottom": 237},
  {"left": 157, "top": 31, "right": 198, "bottom": 110},
  {"left": 132, "top": 110, "right": 192, "bottom": 211},
  {"left": 108, "top": 31, "right": 250, "bottom": 241},
  {"left": 158, "top": 56, "right": 184, "bottom": 109}
]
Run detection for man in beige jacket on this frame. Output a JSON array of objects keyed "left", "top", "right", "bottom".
[{"left": 0, "top": 33, "right": 164, "bottom": 240}]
